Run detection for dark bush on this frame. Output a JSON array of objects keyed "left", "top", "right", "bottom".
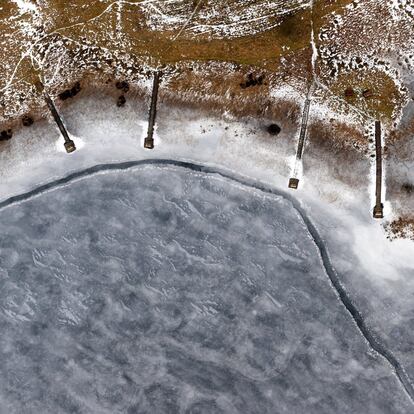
[
  {"left": 117, "top": 95, "right": 126, "bottom": 107},
  {"left": 116, "top": 80, "right": 130, "bottom": 93},
  {"left": 0, "top": 129, "right": 12, "bottom": 141},
  {"left": 22, "top": 115, "right": 34, "bottom": 127},
  {"left": 267, "top": 124, "right": 281, "bottom": 135},
  {"left": 402, "top": 183, "right": 414, "bottom": 194},
  {"left": 240, "top": 73, "right": 265, "bottom": 89},
  {"left": 58, "top": 82, "right": 81, "bottom": 101}
]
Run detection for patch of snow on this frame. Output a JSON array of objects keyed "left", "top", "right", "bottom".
[{"left": 11, "top": 0, "right": 38, "bottom": 15}]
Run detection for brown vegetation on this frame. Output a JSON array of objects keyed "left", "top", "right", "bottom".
[
  {"left": 388, "top": 119, "right": 414, "bottom": 146},
  {"left": 386, "top": 217, "right": 414, "bottom": 240},
  {"left": 308, "top": 118, "right": 366, "bottom": 152}
]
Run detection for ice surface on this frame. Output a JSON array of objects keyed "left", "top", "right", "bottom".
[{"left": 0, "top": 165, "right": 411, "bottom": 413}]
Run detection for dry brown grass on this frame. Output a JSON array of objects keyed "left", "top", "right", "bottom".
[
  {"left": 304, "top": 118, "right": 369, "bottom": 188},
  {"left": 308, "top": 118, "right": 366, "bottom": 152},
  {"left": 328, "top": 70, "right": 404, "bottom": 121},
  {"left": 388, "top": 119, "right": 414, "bottom": 146},
  {"left": 53, "top": 2, "right": 313, "bottom": 70},
  {"left": 314, "top": 0, "right": 412, "bottom": 122},
  {"left": 154, "top": 62, "right": 302, "bottom": 123},
  {"left": 312, "top": 0, "right": 355, "bottom": 31}
]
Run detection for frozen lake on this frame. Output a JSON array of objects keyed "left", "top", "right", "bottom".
[{"left": 0, "top": 164, "right": 411, "bottom": 413}]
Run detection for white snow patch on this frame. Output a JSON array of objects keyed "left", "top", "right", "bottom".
[
  {"left": 11, "top": 0, "right": 38, "bottom": 15},
  {"left": 352, "top": 222, "right": 414, "bottom": 281}
]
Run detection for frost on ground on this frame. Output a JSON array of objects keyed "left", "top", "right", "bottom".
[{"left": 0, "top": 165, "right": 412, "bottom": 414}]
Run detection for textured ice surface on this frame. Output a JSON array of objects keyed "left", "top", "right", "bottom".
[{"left": 0, "top": 165, "right": 411, "bottom": 413}]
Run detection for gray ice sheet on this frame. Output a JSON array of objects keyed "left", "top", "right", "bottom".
[{"left": 0, "top": 165, "right": 411, "bottom": 413}]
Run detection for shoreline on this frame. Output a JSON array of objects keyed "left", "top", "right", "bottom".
[{"left": 0, "top": 65, "right": 413, "bottom": 240}]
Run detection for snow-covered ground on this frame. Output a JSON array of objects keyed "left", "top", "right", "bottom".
[{"left": 1, "top": 91, "right": 414, "bottom": 411}]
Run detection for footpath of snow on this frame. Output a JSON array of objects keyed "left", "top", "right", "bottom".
[{"left": 1, "top": 91, "right": 414, "bottom": 379}]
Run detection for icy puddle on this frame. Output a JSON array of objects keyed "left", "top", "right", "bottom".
[{"left": 0, "top": 164, "right": 411, "bottom": 413}]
